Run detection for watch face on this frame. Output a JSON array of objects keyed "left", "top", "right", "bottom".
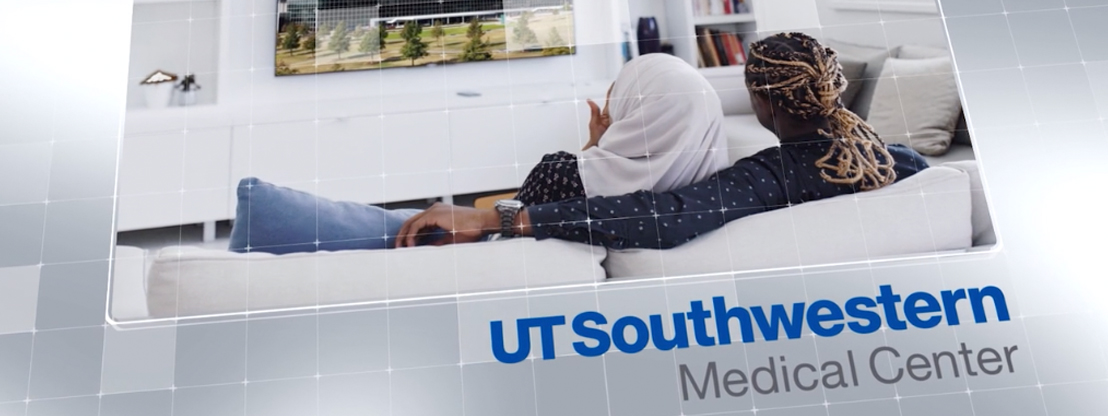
[{"left": 497, "top": 199, "right": 525, "bottom": 210}]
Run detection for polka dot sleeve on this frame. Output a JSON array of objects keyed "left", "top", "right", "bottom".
[{"left": 527, "top": 158, "right": 787, "bottom": 250}]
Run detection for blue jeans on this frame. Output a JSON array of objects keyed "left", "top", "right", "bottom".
[{"left": 227, "top": 177, "right": 442, "bottom": 255}]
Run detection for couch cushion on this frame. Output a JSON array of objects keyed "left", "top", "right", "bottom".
[
  {"left": 897, "top": 44, "right": 950, "bottom": 59},
  {"left": 867, "top": 57, "right": 962, "bottom": 156},
  {"left": 722, "top": 114, "right": 779, "bottom": 163},
  {"left": 145, "top": 239, "right": 607, "bottom": 318},
  {"left": 923, "top": 144, "right": 975, "bottom": 165},
  {"left": 604, "top": 166, "right": 973, "bottom": 279},
  {"left": 839, "top": 58, "right": 869, "bottom": 110},
  {"left": 824, "top": 39, "right": 899, "bottom": 119}
]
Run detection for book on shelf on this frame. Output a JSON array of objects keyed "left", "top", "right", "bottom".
[
  {"left": 692, "top": 0, "right": 753, "bottom": 16},
  {"left": 696, "top": 28, "right": 746, "bottom": 68}
]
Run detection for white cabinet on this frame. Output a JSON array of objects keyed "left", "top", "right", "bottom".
[
  {"left": 117, "top": 126, "right": 232, "bottom": 231},
  {"left": 448, "top": 106, "right": 518, "bottom": 195},
  {"left": 379, "top": 111, "right": 452, "bottom": 202},
  {"left": 510, "top": 101, "right": 587, "bottom": 185}
]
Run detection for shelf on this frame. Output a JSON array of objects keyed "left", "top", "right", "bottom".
[
  {"left": 697, "top": 65, "right": 746, "bottom": 78},
  {"left": 693, "top": 13, "right": 756, "bottom": 26}
]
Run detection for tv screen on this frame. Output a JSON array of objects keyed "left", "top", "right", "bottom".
[{"left": 275, "top": 0, "right": 576, "bottom": 76}]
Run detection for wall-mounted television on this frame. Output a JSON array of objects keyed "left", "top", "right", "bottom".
[{"left": 275, "top": 0, "right": 576, "bottom": 76}]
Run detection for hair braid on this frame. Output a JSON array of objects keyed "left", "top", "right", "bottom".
[{"left": 745, "top": 32, "right": 897, "bottom": 191}]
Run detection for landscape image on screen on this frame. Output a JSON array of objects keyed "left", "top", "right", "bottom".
[{"left": 276, "top": 0, "right": 575, "bottom": 76}]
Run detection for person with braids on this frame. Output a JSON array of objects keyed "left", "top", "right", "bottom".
[{"left": 394, "top": 33, "right": 930, "bottom": 249}]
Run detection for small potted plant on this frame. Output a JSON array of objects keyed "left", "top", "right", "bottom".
[
  {"left": 140, "top": 69, "right": 178, "bottom": 109},
  {"left": 176, "top": 74, "right": 202, "bottom": 106}
]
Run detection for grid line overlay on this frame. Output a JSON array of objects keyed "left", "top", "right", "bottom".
[{"left": 2, "top": 0, "right": 1108, "bottom": 416}]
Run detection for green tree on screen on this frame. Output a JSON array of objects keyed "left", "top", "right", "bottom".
[
  {"left": 399, "top": 21, "right": 428, "bottom": 66},
  {"left": 459, "top": 17, "right": 491, "bottom": 62},
  {"left": 281, "top": 25, "right": 302, "bottom": 55},
  {"left": 378, "top": 22, "right": 389, "bottom": 49},
  {"left": 302, "top": 34, "right": 317, "bottom": 54},
  {"left": 431, "top": 20, "right": 445, "bottom": 46},
  {"left": 330, "top": 20, "right": 351, "bottom": 59},
  {"left": 358, "top": 30, "right": 380, "bottom": 57},
  {"left": 512, "top": 11, "right": 539, "bottom": 48},
  {"left": 543, "top": 27, "right": 571, "bottom": 56}
]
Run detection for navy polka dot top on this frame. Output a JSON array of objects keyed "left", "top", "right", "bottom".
[{"left": 527, "top": 135, "right": 929, "bottom": 250}]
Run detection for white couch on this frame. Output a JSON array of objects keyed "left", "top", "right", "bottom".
[{"left": 110, "top": 44, "right": 994, "bottom": 322}]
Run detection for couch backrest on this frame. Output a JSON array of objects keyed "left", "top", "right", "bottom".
[
  {"left": 704, "top": 72, "right": 753, "bottom": 116},
  {"left": 604, "top": 166, "right": 975, "bottom": 279},
  {"left": 941, "top": 160, "right": 996, "bottom": 247}
]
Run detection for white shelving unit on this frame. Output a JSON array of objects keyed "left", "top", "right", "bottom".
[
  {"left": 631, "top": 0, "right": 759, "bottom": 77},
  {"left": 692, "top": 13, "right": 757, "bottom": 26}
]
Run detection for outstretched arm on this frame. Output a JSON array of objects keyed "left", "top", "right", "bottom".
[{"left": 395, "top": 159, "right": 787, "bottom": 249}]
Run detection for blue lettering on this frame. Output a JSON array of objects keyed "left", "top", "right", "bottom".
[
  {"left": 876, "top": 285, "right": 907, "bottom": 330},
  {"left": 612, "top": 316, "right": 650, "bottom": 353},
  {"left": 904, "top": 292, "right": 942, "bottom": 328},
  {"left": 844, "top": 296, "right": 881, "bottom": 334},
  {"left": 491, "top": 320, "right": 529, "bottom": 364},
  {"left": 572, "top": 312, "right": 610, "bottom": 357},
  {"left": 806, "top": 300, "right": 844, "bottom": 337},
  {"left": 688, "top": 301, "right": 717, "bottom": 347},
  {"left": 713, "top": 296, "right": 755, "bottom": 345},
  {"left": 491, "top": 316, "right": 566, "bottom": 364},
  {"left": 969, "top": 286, "right": 1010, "bottom": 323},
  {"left": 751, "top": 303, "right": 806, "bottom": 341},
  {"left": 650, "top": 313, "right": 690, "bottom": 351},
  {"left": 941, "top": 289, "right": 967, "bottom": 325}
]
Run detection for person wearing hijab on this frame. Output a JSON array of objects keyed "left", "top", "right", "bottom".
[
  {"left": 514, "top": 53, "right": 729, "bottom": 205},
  {"left": 229, "top": 53, "right": 729, "bottom": 254}
]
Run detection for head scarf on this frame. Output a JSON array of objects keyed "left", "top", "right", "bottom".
[{"left": 579, "top": 53, "right": 729, "bottom": 196}]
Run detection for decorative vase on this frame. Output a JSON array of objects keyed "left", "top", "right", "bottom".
[
  {"left": 140, "top": 69, "right": 178, "bottom": 109},
  {"left": 144, "top": 82, "right": 175, "bottom": 109},
  {"left": 175, "top": 74, "right": 202, "bottom": 107}
]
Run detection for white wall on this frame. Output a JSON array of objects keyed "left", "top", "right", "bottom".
[
  {"left": 812, "top": 0, "right": 950, "bottom": 48},
  {"left": 127, "top": 0, "right": 220, "bottom": 109},
  {"left": 623, "top": 0, "right": 949, "bottom": 54}
]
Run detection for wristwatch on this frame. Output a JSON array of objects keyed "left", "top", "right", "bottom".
[{"left": 494, "top": 199, "right": 525, "bottom": 238}]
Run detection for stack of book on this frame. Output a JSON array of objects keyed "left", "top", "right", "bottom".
[
  {"left": 696, "top": 28, "right": 746, "bottom": 68},
  {"left": 692, "top": 0, "right": 752, "bottom": 16}
]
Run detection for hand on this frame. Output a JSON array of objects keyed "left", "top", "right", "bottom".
[
  {"left": 395, "top": 203, "right": 500, "bottom": 248},
  {"left": 584, "top": 98, "right": 611, "bottom": 150}
]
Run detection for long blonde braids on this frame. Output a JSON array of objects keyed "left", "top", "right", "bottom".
[{"left": 745, "top": 32, "right": 896, "bottom": 191}]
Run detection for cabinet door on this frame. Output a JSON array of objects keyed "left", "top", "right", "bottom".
[
  {"left": 117, "top": 127, "right": 231, "bottom": 231},
  {"left": 229, "top": 119, "right": 317, "bottom": 195},
  {"left": 510, "top": 101, "right": 585, "bottom": 185},
  {"left": 448, "top": 106, "right": 518, "bottom": 195},
  {"left": 117, "top": 131, "right": 182, "bottom": 231},
  {"left": 379, "top": 111, "right": 451, "bottom": 202},
  {"left": 314, "top": 116, "right": 385, "bottom": 204},
  {"left": 181, "top": 128, "right": 232, "bottom": 225}
]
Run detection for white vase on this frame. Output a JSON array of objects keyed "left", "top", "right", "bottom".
[
  {"left": 177, "top": 90, "right": 197, "bottom": 107},
  {"left": 143, "top": 82, "right": 174, "bottom": 109}
]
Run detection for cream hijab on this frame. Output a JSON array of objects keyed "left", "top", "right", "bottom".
[{"left": 579, "top": 53, "right": 729, "bottom": 197}]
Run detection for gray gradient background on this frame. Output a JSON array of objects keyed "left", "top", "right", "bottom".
[{"left": 3, "top": 0, "right": 1108, "bottom": 415}]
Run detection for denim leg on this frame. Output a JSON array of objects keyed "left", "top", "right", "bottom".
[{"left": 227, "top": 178, "right": 427, "bottom": 254}]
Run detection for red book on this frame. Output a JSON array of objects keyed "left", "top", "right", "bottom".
[
  {"left": 728, "top": 33, "right": 745, "bottom": 64},
  {"left": 735, "top": 34, "right": 747, "bottom": 63},
  {"left": 721, "top": 32, "right": 738, "bottom": 65}
]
